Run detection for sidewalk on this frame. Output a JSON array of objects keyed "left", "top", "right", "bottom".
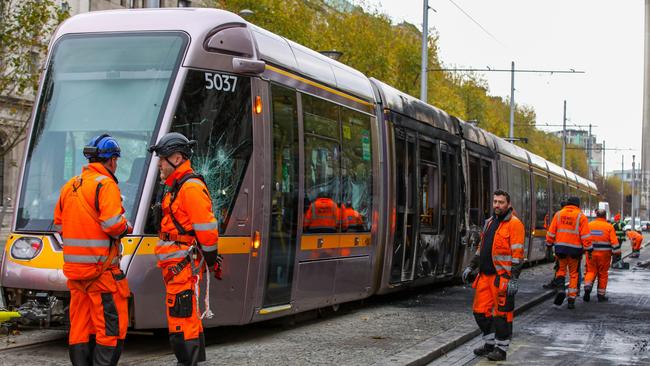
[{"left": 400, "top": 241, "right": 644, "bottom": 366}]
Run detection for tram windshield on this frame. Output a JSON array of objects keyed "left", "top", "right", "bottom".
[{"left": 16, "top": 33, "right": 187, "bottom": 231}]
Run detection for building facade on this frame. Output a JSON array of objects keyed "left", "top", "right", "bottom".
[{"left": 552, "top": 128, "right": 603, "bottom": 178}]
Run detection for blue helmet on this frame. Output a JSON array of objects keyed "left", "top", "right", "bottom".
[{"left": 83, "top": 134, "right": 121, "bottom": 160}]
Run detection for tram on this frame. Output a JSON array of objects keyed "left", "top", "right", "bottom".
[{"left": 0, "top": 8, "right": 598, "bottom": 328}]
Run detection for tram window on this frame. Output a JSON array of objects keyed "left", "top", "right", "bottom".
[
  {"left": 16, "top": 33, "right": 187, "bottom": 231},
  {"left": 395, "top": 138, "right": 406, "bottom": 208},
  {"left": 340, "top": 107, "right": 372, "bottom": 232},
  {"left": 534, "top": 175, "right": 549, "bottom": 229},
  {"left": 304, "top": 137, "right": 340, "bottom": 233},
  {"left": 551, "top": 180, "right": 564, "bottom": 213},
  {"left": 419, "top": 163, "right": 438, "bottom": 233},
  {"left": 419, "top": 139, "right": 437, "bottom": 163},
  {"left": 166, "top": 69, "right": 253, "bottom": 233},
  {"left": 521, "top": 168, "right": 531, "bottom": 230},
  {"left": 469, "top": 157, "right": 480, "bottom": 226},
  {"left": 481, "top": 162, "right": 492, "bottom": 221},
  {"left": 303, "top": 94, "right": 339, "bottom": 140}
]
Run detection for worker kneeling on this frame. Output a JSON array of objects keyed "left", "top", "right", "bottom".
[
  {"left": 583, "top": 209, "right": 620, "bottom": 303},
  {"left": 462, "top": 189, "right": 525, "bottom": 362},
  {"left": 546, "top": 196, "right": 592, "bottom": 309},
  {"left": 54, "top": 134, "right": 132, "bottom": 365},
  {"left": 627, "top": 229, "right": 643, "bottom": 258}
]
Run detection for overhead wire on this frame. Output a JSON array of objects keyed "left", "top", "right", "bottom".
[{"left": 447, "top": 0, "right": 506, "bottom": 48}]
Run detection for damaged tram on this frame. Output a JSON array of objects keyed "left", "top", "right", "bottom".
[{"left": 0, "top": 8, "right": 598, "bottom": 328}]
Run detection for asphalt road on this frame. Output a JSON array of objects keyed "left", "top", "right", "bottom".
[{"left": 430, "top": 244, "right": 650, "bottom": 366}]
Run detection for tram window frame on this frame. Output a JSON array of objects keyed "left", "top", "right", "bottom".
[
  {"left": 301, "top": 92, "right": 373, "bottom": 234},
  {"left": 481, "top": 161, "right": 492, "bottom": 223},
  {"left": 145, "top": 69, "right": 254, "bottom": 234},
  {"left": 468, "top": 156, "right": 481, "bottom": 226},
  {"left": 340, "top": 107, "right": 373, "bottom": 233},
  {"left": 418, "top": 138, "right": 439, "bottom": 234}
]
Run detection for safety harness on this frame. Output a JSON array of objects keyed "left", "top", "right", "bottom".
[{"left": 160, "top": 172, "right": 214, "bottom": 319}]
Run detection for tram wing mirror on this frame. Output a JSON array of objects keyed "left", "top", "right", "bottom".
[{"left": 232, "top": 58, "right": 266, "bottom": 74}]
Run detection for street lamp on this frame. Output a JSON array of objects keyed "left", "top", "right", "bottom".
[{"left": 239, "top": 9, "right": 254, "bottom": 18}]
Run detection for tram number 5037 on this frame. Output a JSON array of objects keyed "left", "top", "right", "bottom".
[{"left": 204, "top": 72, "right": 238, "bottom": 92}]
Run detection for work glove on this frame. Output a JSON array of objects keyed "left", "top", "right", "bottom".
[
  {"left": 462, "top": 267, "right": 473, "bottom": 284},
  {"left": 212, "top": 255, "right": 223, "bottom": 280},
  {"left": 507, "top": 278, "right": 519, "bottom": 296}
]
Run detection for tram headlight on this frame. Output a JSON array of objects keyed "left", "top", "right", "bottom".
[{"left": 11, "top": 237, "right": 43, "bottom": 260}]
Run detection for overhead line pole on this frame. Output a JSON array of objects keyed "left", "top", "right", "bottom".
[
  {"left": 509, "top": 61, "right": 515, "bottom": 141},
  {"left": 562, "top": 100, "right": 567, "bottom": 168},
  {"left": 420, "top": 0, "right": 429, "bottom": 102},
  {"left": 622, "top": 155, "right": 625, "bottom": 218}
]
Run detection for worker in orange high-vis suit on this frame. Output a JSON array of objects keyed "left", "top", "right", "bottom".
[
  {"left": 627, "top": 229, "right": 644, "bottom": 258},
  {"left": 148, "top": 132, "right": 220, "bottom": 366},
  {"left": 584, "top": 209, "right": 620, "bottom": 303},
  {"left": 304, "top": 192, "right": 339, "bottom": 233},
  {"left": 462, "top": 189, "right": 525, "bottom": 362},
  {"left": 54, "top": 134, "right": 132, "bottom": 366},
  {"left": 340, "top": 201, "right": 364, "bottom": 232},
  {"left": 546, "top": 196, "right": 592, "bottom": 310}
]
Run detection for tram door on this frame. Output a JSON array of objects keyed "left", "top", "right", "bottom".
[
  {"left": 391, "top": 129, "right": 418, "bottom": 282},
  {"left": 263, "top": 85, "right": 299, "bottom": 307}
]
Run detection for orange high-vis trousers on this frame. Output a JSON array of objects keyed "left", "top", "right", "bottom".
[
  {"left": 68, "top": 268, "right": 129, "bottom": 347},
  {"left": 556, "top": 256, "right": 580, "bottom": 299},
  {"left": 584, "top": 252, "right": 612, "bottom": 296},
  {"left": 472, "top": 273, "right": 514, "bottom": 322}
]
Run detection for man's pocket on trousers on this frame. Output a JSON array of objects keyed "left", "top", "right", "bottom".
[{"left": 167, "top": 290, "right": 193, "bottom": 318}]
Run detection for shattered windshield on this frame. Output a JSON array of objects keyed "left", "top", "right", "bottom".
[
  {"left": 15, "top": 33, "right": 187, "bottom": 231},
  {"left": 167, "top": 69, "right": 253, "bottom": 232}
]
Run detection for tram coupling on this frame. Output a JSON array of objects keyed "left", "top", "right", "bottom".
[{"left": 2, "top": 290, "right": 67, "bottom": 327}]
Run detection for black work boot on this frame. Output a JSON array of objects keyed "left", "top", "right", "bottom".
[
  {"left": 486, "top": 347, "right": 507, "bottom": 361},
  {"left": 598, "top": 294, "right": 609, "bottom": 302},
  {"left": 553, "top": 291, "right": 566, "bottom": 306},
  {"left": 473, "top": 343, "right": 494, "bottom": 357},
  {"left": 542, "top": 279, "right": 557, "bottom": 290},
  {"left": 567, "top": 298, "right": 576, "bottom": 309},
  {"left": 583, "top": 286, "right": 592, "bottom": 302}
]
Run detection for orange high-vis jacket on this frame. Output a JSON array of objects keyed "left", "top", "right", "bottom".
[
  {"left": 475, "top": 209, "right": 525, "bottom": 277},
  {"left": 588, "top": 218, "right": 620, "bottom": 255},
  {"left": 303, "top": 197, "right": 339, "bottom": 232},
  {"left": 546, "top": 205, "right": 592, "bottom": 256},
  {"left": 627, "top": 230, "right": 643, "bottom": 248},
  {"left": 54, "top": 163, "right": 130, "bottom": 280},
  {"left": 156, "top": 160, "right": 218, "bottom": 266},
  {"left": 340, "top": 204, "right": 364, "bottom": 231}
]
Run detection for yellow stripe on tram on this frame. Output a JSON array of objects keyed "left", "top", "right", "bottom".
[
  {"left": 136, "top": 236, "right": 251, "bottom": 255},
  {"left": 265, "top": 65, "right": 373, "bottom": 107}
]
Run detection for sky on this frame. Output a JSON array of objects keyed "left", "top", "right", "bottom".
[{"left": 370, "top": 0, "right": 644, "bottom": 176}]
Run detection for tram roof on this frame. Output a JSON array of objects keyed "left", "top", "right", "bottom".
[
  {"left": 458, "top": 121, "right": 496, "bottom": 150},
  {"left": 370, "top": 78, "right": 459, "bottom": 135},
  {"left": 55, "top": 8, "right": 375, "bottom": 103},
  {"left": 527, "top": 152, "right": 550, "bottom": 174},
  {"left": 491, "top": 134, "right": 530, "bottom": 164}
]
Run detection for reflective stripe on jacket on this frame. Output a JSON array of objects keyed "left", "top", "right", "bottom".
[
  {"left": 475, "top": 209, "right": 525, "bottom": 277},
  {"left": 54, "top": 163, "right": 128, "bottom": 280},
  {"left": 303, "top": 197, "right": 339, "bottom": 232},
  {"left": 588, "top": 218, "right": 620, "bottom": 254},
  {"left": 546, "top": 205, "right": 592, "bottom": 256},
  {"left": 156, "top": 160, "right": 218, "bottom": 266}
]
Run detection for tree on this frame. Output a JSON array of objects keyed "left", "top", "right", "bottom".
[{"left": 0, "top": 0, "right": 69, "bottom": 157}]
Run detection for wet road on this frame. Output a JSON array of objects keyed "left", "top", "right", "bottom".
[{"left": 431, "top": 245, "right": 650, "bottom": 365}]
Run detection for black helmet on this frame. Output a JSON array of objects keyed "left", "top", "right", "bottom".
[{"left": 148, "top": 132, "right": 196, "bottom": 159}]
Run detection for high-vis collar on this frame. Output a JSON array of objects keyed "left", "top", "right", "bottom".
[
  {"left": 165, "top": 159, "right": 193, "bottom": 187},
  {"left": 84, "top": 162, "right": 118, "bottom": 184}
]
